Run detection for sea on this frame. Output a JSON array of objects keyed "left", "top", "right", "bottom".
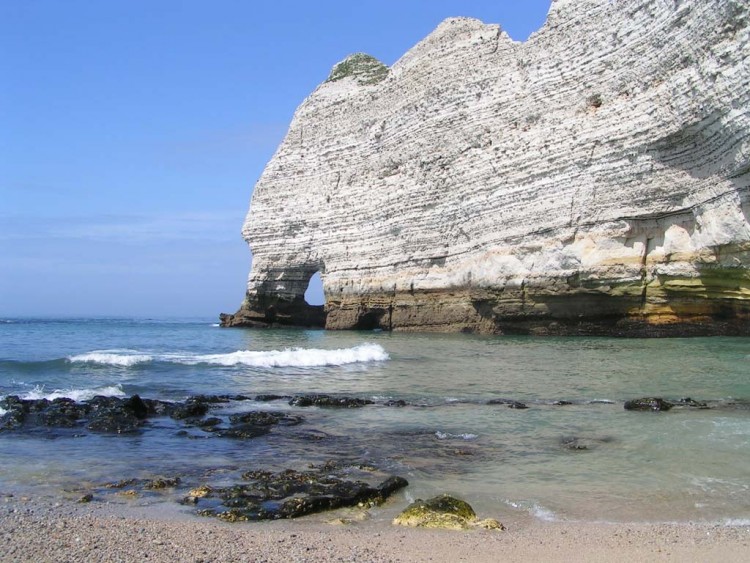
[{"left": 1, "top": 317, "right": 749, "bottom": 525}]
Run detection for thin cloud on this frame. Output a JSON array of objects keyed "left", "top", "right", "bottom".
[{"left": 0, "top": 211, "right": 246, "bottom": 243}]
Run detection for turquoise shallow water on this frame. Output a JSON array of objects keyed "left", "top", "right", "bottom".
[{"left": 1, "top": 318, "right": 749, "bottom": 523}]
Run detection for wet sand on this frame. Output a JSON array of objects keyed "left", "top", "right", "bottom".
[{"left": 2, "top": 494, "right": 749, "bottom": 562}]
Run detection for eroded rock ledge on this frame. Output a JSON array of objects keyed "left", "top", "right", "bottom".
[{"left": 222, "top": 0, "right": 750, "bottom": 335}]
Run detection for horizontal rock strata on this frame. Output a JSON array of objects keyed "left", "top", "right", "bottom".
[{"left": 223, "top": 0, "right": 750, "bottom": 335}]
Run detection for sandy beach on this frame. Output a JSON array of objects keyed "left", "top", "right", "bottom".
[{"left": 2, "top": 493, "right": 749, "bottom": 562}]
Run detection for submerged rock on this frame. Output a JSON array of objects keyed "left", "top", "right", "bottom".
[
  {"left": 217, "top": 424, "right": 271, "bottom": 439},
  {"left": 228, "top": 411, "right": 303, "bottom": 426},
  {"left": 289, "top": 394, "right": 374, "bottom": 408},
  {"left": 624, "top": 398, "right": 674, "bottom": 412},
  {"left": 144, "top": 477, "right": 181, "bottom": 490},
  {"left": 393, "top": 494, "right": 503, "bottom": 531},
  {"left": 487, "top": 398, "right": 528, "bottom": 409},
  {"left": 253, "top": 394, "right": 292, "bottom": 402},
  {"left": 674, "top": 397, "right": 709, "bottom": 409}
]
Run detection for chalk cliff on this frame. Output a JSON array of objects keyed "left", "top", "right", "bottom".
[{"left": 222, "top": 0, "right": 750, "bottom": 335}]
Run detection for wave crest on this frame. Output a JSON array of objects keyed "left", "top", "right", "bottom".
[
  {"left": 190, "top": 343, "right": 389, "bottom": 367},
  {"left": 68, "top": 351, "right": 152, "bottom": 366},
  {"left": 18, "top": 384, "right": 126, "bottom": 402},
  {"left": 64, "top": 344, "right": 389, "bottom": 368}
]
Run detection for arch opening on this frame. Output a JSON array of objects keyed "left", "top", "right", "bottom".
[{"left": 304, "top": 271, "right": 325, "bottom": 306}]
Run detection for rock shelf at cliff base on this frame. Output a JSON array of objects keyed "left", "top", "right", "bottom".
[{"left": 222, "top": 0, "right": 750, "bottom": 336}]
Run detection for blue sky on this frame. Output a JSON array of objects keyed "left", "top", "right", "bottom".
[{"left": 1, "top": 0, "right": 551, "bottom": 318}]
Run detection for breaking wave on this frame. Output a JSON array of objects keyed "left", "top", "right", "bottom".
[
  {"left": 65, "top": 344, "right": 389, "bottom": 368},
  {"left": 186, "top": 343, "right": 389, "bottom": 367},
  {"left": 68, "top": 350, "right": 153, "bottom": 366},
  {"left": 17, "top": 384, "right": 126, "bottom": 402}
]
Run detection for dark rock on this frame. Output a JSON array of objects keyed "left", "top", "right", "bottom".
[
  {"left": 254, "top": 394, "right": 291, "bottom": 402},
  {"left": 675, "top": 397, "right": 709, "bottom": 409},
  {"left": 228, "top": 411, "right": 303, "bottom": 426},
  {"left": 195, "top": 417, "right": 223, "bottom": 429},
  {"left": 87, "top": 395, "right": 124, "bottom": 412},
  {"left": 38, "top": 402, "right": 82, "bottom": 428},
  {"left": 0, "top": 397, "right": 30, "bottom": 431},
  {"left": 170, "top": 400, "right": 209, "bottom": 420},
  {"left": 193, "top": 466, "right": 408, "bottom": 521},
  {"left": 383, "top": 399, "right": 408, "bottom": 407},
  {"left": 487, "top": 398, "right": 528, "bottom": 409},
  {"left": 141, "top": 399, "right": 174, "bottom": 416},
  {"left": 77, "top": 493, "right": 94, "bottom": 503},
  {"left": 624, "top": 397, "right": 674, "bottom": 411},
  {"left": 289, "top": 394, "right": 374, "bottom": 408},
  {"left": 552, "top": 400, "right": 574, "bottom": 406},
  {"left": 87, "top": 409, "right": 142, "bottom": 434},
  {"left": 377, "top": 475, "right": 409, "bottom": 497},
  {"left": 122, "top": 395, "right": 148, "bottom": 419}
]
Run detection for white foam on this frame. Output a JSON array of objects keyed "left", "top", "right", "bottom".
[
  {"left": 0, "top": 407, "right": 7, "bottom": 416},
  {"left": 68, "top": 350, "right": 152, "bottom": 366},
  {"left": 65, "top": 343, "right": 389, "bottom": 369},
  {"left": 20, "top": 384, "right": 126, "bottom": 402},
  {"left": 183, "top": 343, "right": 389, "bottom": 367},
  {"left": 435, "top": 431, "right": 478, "bottom": 440},
  {"left": 505, "top": 500, "right": 559, "bottom": 522},
  {"left": 531, "top": 504, "right": 558, "bottom": 522}
]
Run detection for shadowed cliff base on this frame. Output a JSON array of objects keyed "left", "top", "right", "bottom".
[{"left": 221, "top": 270, "right": 750, "bottom": 336}]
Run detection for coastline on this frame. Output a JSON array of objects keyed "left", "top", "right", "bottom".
[{"left": 3, "top": 494, "right": 749, "bottom": 562}]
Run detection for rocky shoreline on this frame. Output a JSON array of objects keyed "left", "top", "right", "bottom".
[{"left": 3, "top": 392, "right": 749, "bottom": 525}]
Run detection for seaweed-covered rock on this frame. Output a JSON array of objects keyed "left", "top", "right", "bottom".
[
  {"left": 144, "top": 476, "right": 181, "bottom": 490},
  {"left": 393, "top": 495, "right": 476, "bottom": 530},
  {"left": 87, "top": 395, "right": 124, "bottom": 412},
  {"left": 194, "top": 466, "right": 407, "bottom": 521},
  {"left": 87, "top": 408, "right": 142, "bottom": 434},
  {"left": 289, "top": 394, "right": 374, "bottom": 408},
  {"left": 393, "top": 494, "right": 503, "bottom": 531},
  {"left": 38, "top": 400, "right": 83, "bottom": 428},
  {"left": 624, "top": 398, "right": 674, "bottom": 411}
]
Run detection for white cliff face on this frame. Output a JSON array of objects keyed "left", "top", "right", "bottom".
[{"left": 226, "top": 0, "right": 750, "bottom": 335}]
